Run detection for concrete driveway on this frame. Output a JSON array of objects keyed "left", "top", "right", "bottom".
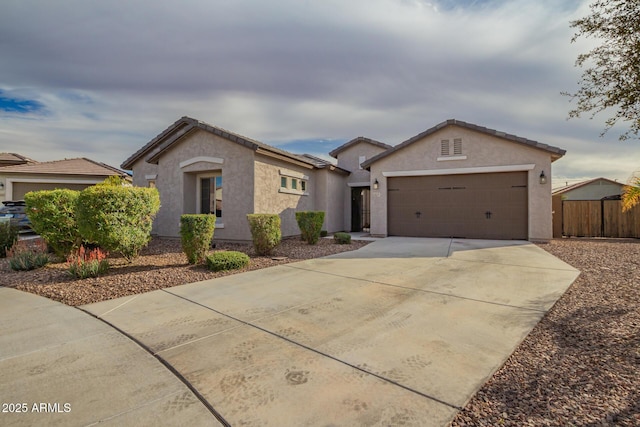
[{"left": 78, "top": 237, "right": 578, "bottom": 426}]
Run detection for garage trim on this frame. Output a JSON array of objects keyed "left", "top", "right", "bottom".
[
  {"left": 382, "top": 163, "right": 535, "bottom": 178},
  {"left": 5, "top": 178, "right": 103, "bottom": 200}
]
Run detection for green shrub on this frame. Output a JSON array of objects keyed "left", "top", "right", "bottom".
[
  {"left": 24, "top": 189, "right": 81, "bottom": 257},
  {"left": 320, "top": 230, "right": 328, "bottom": 237},
  {"left": 7, "top": 240, "right": 50, "bottom": 271},
  {"left": 333, "top": 232, "right": 352, "bottom": 244},
  {"left": 0, "top": 221, "right": 19, "bottom": 258},
  {"left": 206, "top": 251, "right": 250, "bottom": 272},
  {"left": 67, "top": 245, "right": 109, "bottom": 279},
  {"left": 76, "top": 186, "right": 160, "bottom": 262},
  {"left": 247, "top": 214, "right": 281, "bottom": 255},
  {"left": 180, "top": 214, "right": 216, "bottom": 264},
  {"left": 295, "top": 211, "right": 325, "bottom": 245}
]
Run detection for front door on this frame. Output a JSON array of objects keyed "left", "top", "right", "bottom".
[{"left": 351, "top": 187, "right": 370, "bottom": 232}]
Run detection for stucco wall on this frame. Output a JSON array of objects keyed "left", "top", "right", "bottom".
[
  {"left": 254, "top": 155, "right": 315, "bottom": 237},
  {"left": 335, "top": 142, "right": 389, "bottom": 232},
  {"left": 368, "top": 125, "right": 555, "bottom": 241},
  {"left": 314, "top": 169, "right": 348, "bottom": 233},
  {"left": 146, "top": 129, "right": 255, "bottom": 240}
]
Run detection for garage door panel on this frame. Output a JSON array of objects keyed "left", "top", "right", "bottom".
[{"left": 388, "top": 172, "right": 528, "bottom": 240}]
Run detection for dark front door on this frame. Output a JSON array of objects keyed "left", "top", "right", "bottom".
[{"left": 351, "top": 187, "right": 371, "bottom": 232}]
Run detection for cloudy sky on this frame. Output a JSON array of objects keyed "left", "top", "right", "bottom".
[{"left": 1, "top": 0, "right": 638, "bottom": 187}]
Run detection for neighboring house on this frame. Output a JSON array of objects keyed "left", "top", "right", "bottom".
[
  {"left": 551, "top": 177, "right": 625, "bottom": 238},
  {"left": 0, "top": 153, "right": 36, "bottom": 168},
  {"left": 123, "top": 117, "right": 566, "bottom": 242},
  {"left": 0, "top": 158, "right": 129, "bottom": 202}
]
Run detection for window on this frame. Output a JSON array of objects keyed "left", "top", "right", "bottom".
[
  {"left": 148, "top": 180, "right": 156, "bottom": 188},
  {"left": 291, "top": 178, "right": 298, "bottom": 190},
  {"left": 358, "top": 155, "right": 366, "bottom": 170},
  {"left": 301, "top": 180, "right": 306, "bottom": 191},
  {"left": 200, "top": 175, "right": 222, "bottom": 218},
  {"left": 453, "top": 138, "right": 462, "bottom": 155},
  {"left": 281, "top": 177, "right": 287, "bottom": 188},
  {"left": 441, "top": 140, "right": 450, "bottom": 156}
]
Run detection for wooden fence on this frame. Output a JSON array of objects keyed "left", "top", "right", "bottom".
[{"left": 562, "top": 200, "right": 640, "bottom": 238}]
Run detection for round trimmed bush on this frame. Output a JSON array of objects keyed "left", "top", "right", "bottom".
[
  {"left": 333, "top": 232, "right": 352, "bottom": 244},
  {"left": 295, "top": 211, "right": 325, "bottom": 244},
  {"left": 24, "top": 189, "right": 81, "bottom": 257},
  {"left": 180, "top": 214, "right": 216, "bottom": 264},
  {"left": 247, "top": 214, "right": 281, "bottom": 255},
  {"left": 76, "top": 185, "right": 160, "bottom": 262},
  {"left": 206, "top": 251, "right": 250, "bottom": 272}
]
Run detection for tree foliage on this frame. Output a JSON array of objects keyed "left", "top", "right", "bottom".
[
  {"left": 622, "top": 175, "right": 640, "bottom": 211},
  {"left": 565, "top": 0, "right": 640, "bottom": 140}
]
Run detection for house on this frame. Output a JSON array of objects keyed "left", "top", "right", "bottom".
[
  {"left": 551, "top": 177, "right": 626, "bottom": 238},
  {"left": 0, "top": 157, "right": 129, "bottom": 202},
  {"left": 0, "top": 153, "right": 36, "bottom": 168},
  {"left": 122, "top": 117, "right": 566, "bottom": 242}
]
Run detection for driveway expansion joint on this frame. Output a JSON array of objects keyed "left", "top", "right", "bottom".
[
  {"left": 282, "top": 264, "right": 548, "bottom": 313},
  {"left": 161, "top": 289, "right": 464, "bottom": 411},
  {"left": 75, "top": 305, "right": 231, "bottom": 427}
]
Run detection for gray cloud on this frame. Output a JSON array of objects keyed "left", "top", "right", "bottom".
[{"left": 0, "top": 0, "right": 637, "bottom": 185}]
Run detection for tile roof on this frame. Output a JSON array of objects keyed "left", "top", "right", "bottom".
[
  {"left": 552, "top": 177, "right": 624, "bottom": 195},
  {"left": 329, "top": 137, "right": 393, "bottom": 159},
  {"left": 0, "top": 158, "right": 127, "bottom": 176},
  {"left": 0, "top": 153, "right": 37, "bottom": 166},
  {"left": 122, "top": 116, "right": 321, "bottom": 170},
  {"left": 361, "top": 119, "right": 566, "bottom": 169}
]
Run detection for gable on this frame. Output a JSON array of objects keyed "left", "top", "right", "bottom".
[{"left": 362, "top": 120, "right": 565, "bottom": 169}]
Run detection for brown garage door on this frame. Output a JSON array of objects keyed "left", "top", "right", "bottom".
[
  {"left": 12, "top": 182, "right": 94, "bottom": 200},
  {"left": 388, "top": 172, "right": 528, "bottom": 239}
]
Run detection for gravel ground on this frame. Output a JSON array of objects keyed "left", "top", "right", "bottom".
[
  {"left": 1, "top": 237, "right": 369, "bottom": 306},
  {"left": 451, "top": 238, "right": 640, "bottom": 426},
  {"left": 3, "top": 237, "right": 639, "bottom": 424}
]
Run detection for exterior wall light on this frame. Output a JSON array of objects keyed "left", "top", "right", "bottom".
[
  {"left": 539, "top": 171, "right": 547, "bottom": 185},
  {"left": 0, "top": 182, "right": 4, "bottom": 190},
  {"left": 373, "top": 179, "right": 379, "bottom": 190}
]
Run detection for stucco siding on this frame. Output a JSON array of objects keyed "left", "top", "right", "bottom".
[
  {"left": 254, "top": 155, "right": 314, "bottom": 237},
  {"left": 149, "top": 129, "right": 255, "bottom": 240},
  {"left": 314, "top": 169, "right": 347, "bottom": 233},
  {"left": 368, "top": 126, "right": 554, "bottom": 241}
]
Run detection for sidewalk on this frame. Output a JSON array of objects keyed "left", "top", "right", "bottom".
[{"left": 0, "top": 287, "right": 218, "bottom": 426}]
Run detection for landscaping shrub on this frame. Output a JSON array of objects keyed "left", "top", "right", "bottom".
[
  {"left": 76, "top": 185, "right": 160, "bottom": 262},
  {"left": 96, "top": 175, "right": 132, "bottom": 187},
  {"left": 67, "top": 245, "right": 109, "bottom": 279},
  {"left": 0, "top": 222, "right": 19, "bottom": 258},
  {"left": 7, "top": 240, "right": 49, "bottom": 271},
  {"left": 206, "top": 251, "right": 250, "bottom": 272},
  {"left": 247, "top": 214, "right": 281, "bottom": 255},
  {"left": 295, "top": 211, "right": 325, "bottom": 245},
  {"left": 180, "top": 214, "right": 216, "bottom": 264},
  {"left": 333, "top": 232, "right": 352, "bottom": 244},
  {"left": 320, "top": 230, "right": 328, "bottom": 237},
  {"left": 24, "top": 189, "right": 81, "bottom": 257}
]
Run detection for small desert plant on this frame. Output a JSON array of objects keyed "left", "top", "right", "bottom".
[
  {"left": 247, "top": 214, "right": 281, "bottom": 255},
  {"left": 333, "top": 232, "right": 352, "bottom": 244},
  {"left": 7, "top": 240, "right": 50, "bottom": 271},
  {"left": 0, "top": 221, "right": 19, "bottom": 258},
  {"left": 320, "top": 230, "right": 328, "bottom": 237},
  {"left": 295, "top": 211, "right": 325, "bottom": 245},
  {"left": 180, "top": 214, "right": 216, "bottom": 264},
  {"left": 206, "top": 251, "right": 250, "bottom": 272},
  {"left": 24, "top": 189, "right": 81, "bottom": 257},
  {"left": 67, "top": 245, "right": 109, "bottom": 279}
]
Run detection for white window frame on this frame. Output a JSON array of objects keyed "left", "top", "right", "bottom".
[{"left": 195, "top": 172, "right": 224, "bottom": 228}]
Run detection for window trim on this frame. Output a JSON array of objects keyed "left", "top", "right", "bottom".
[{"left": 195, "top": 172, "right": 224, "bottom": 227}]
